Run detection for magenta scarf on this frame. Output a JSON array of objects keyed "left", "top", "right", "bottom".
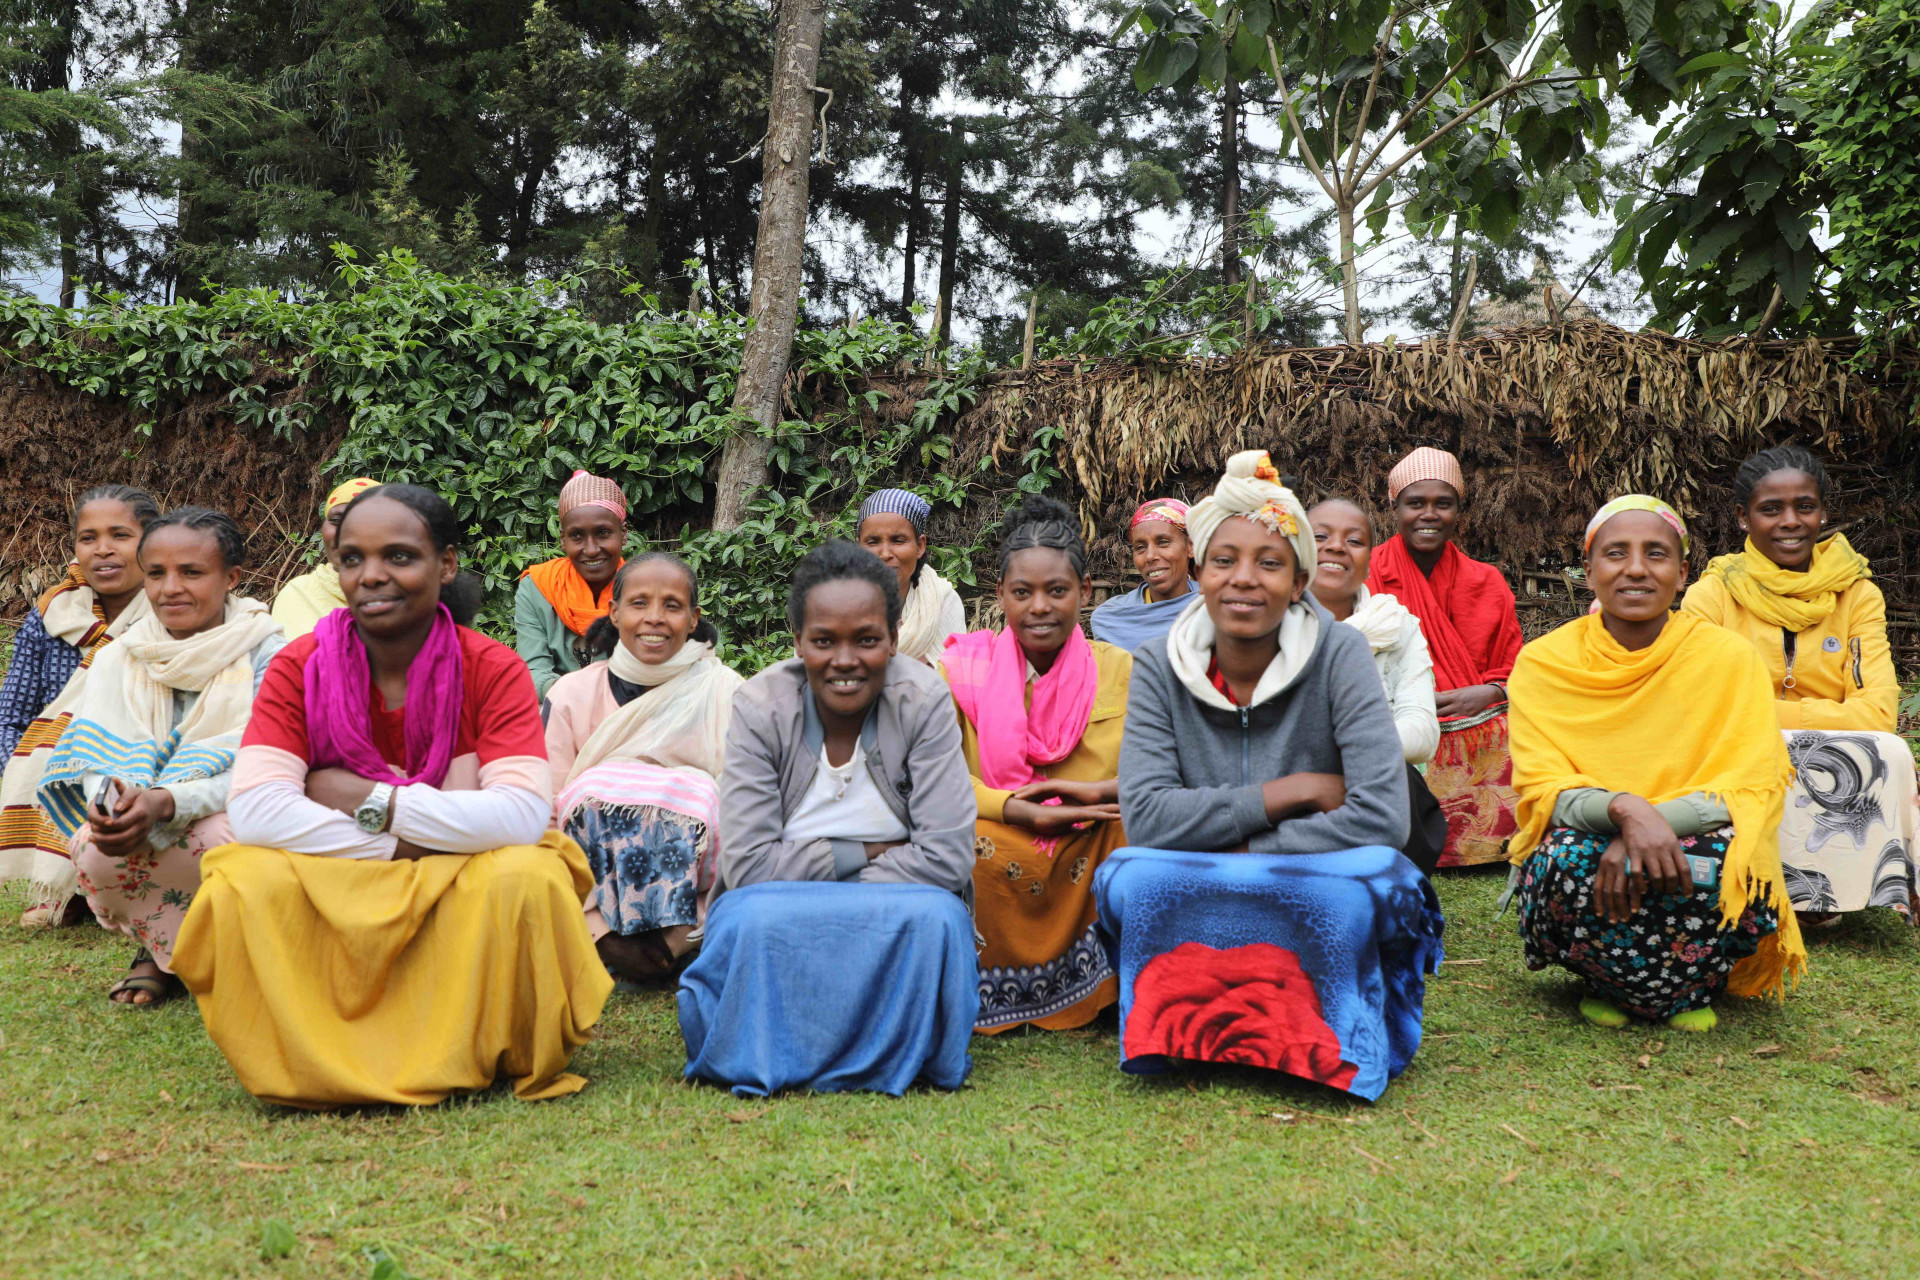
[
  {"left": 303, "top": 605, "right": 465, "bottom": 788},
  {"left": 943, "top": 623, "right": 1098, "bottom": 790}
]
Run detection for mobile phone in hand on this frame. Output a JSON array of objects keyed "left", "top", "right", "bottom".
[
  {"left": 1686, "top": 853, "right": 1719, "bottom": 890},
  {"left": 90, "top": 777, "right": 124, "bottom": 817}
]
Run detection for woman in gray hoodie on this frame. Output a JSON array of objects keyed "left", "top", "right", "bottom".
[{"left": 1096, "top": 451, "right": 1443, "bottom": 1102}]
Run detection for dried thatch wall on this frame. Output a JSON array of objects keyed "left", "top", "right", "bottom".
[
  {"left": 7, "top": 321, "right": 1920, "bottom": 662},
  {"left": 856, "top": 321, "right": 1920, "bottom": 648},
  {"left": 0, "top": 368, "right": 348, "bottom": 616}
]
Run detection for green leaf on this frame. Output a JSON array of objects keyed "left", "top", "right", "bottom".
[{"left": 260, "top": 1221, "right": 296, "bottom": 1260}]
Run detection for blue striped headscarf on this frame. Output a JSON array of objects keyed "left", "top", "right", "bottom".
[{"left": 857, "top": 488, "right": 932, "bottom": 537}]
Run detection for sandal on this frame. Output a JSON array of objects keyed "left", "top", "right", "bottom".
[
  {"left": 107, "top": 948, "right": 183, "bottom": 1008},
  {"left": 20, "top": 897, "right": 92, "bottom": 929},
  {"left": 1579, "top": 996, "right": 1629, "bottom": 1029}
]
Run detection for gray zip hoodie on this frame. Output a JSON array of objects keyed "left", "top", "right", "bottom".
[{"left": 1118, "top": 596, "right": 1410, "bottom": 854}]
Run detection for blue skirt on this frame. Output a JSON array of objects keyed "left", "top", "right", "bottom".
[
  {"left": 1093, "top": 846, "right": 1444, "bottom": 1102},
  {"left": 677, "top": 882, "right": 978, "bottom": 1097}
]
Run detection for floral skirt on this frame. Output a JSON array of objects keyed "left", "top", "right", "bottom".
[
  {"left": 1427, "top": 713, "right": 1520, "bottom": 867},
  {"left": 73, "top": 813, "right": 232, "bottom": 970},
  {"left": 1779, "top": 730, "right": 1920, "bottom": 915},
  {"left": 557, "top": 762, "right": 719, "bottom": 941},
  {"left": 1517, "top": 827, "right": 1778, "bottom": 1019}
]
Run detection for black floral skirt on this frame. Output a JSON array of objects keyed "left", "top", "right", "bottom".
[{"left": 1517, "top": 826, "right": 1779, "bottom": 1020}]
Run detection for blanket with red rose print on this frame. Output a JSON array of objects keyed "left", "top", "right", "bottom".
[{"left": 1093, "top": 845, "right": 1443, "bottom": 1101}]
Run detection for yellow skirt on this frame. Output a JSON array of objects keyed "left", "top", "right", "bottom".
[
  {"left": 173, "top": 832, "right": 613, "bottom": 1109},
  {"left": 971, "top": 818, "right": 1125, "bottom": 1034}
]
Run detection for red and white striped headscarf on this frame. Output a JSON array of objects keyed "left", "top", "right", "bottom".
[
  {"left": 558, "top": 470, "right": 628, "bottom": 521},
  {"left": 1386, "top": 447, "right": 1465, "bottom": 502}
]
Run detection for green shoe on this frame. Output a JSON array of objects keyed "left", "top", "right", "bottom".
[
  {"left": 1579, "top": 997, "right": 1629, "bottom": 1029},
  {"left": 1667, "top": 1007, "right": 1717, "bottom": 1033}
]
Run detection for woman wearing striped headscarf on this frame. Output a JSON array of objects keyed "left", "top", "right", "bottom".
[
  {"left": 516, "top": 470, "right": 629, "bottom": 697},
  {"left": 1090, "top": 498, "right": 1197, "bottom": 653},
  {"left": 271, "top": 477, "right": 380, "bottom": 640},
  {"left": 1509, "top": 496, "right": 1802, "bottom": 1031},
  {"left": 1368, "top": 446, "right": 1524, "bottom": 867},
  {"left": 856, "top": 488, "right": 967, "bottom": 661}
]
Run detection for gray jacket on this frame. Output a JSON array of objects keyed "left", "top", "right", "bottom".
[
  {"left": 1118, "top": 599, "right": 1410, "bottom": 855},
  {"left": 716, "top": 655, "right": 975, "bottom": 899}
]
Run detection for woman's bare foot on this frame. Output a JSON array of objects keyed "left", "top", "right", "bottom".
[
  {"left": 596, "top": 932, "right": 676, "bottom": 984},
  {"left": 107, "top": 951, "right": 180, "bottom": 1006}
]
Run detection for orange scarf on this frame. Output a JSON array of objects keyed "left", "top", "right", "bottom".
[{"left": 522, "top": 556, "right": 623, "bottom": 636}]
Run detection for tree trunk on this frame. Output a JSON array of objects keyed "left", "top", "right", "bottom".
[
  {"left": 901, "top": 141, "right": 923, "bottom": 317},
  {"left": 932, "top": 122, "right": 962, "bottom": 352},
  {"left": 710, "top": 0, "right": 828, "bottom": 530},
  {"left": 638, "top": 143, "right": 665, "bottom": 288},
  {"left": 1337, "top": 201, "right": 1360, "bottom": 345},
  {"left": 1221, "top": 78, "right": 1241, "bottom": 289}
]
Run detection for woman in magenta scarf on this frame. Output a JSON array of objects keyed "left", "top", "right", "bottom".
[
  {"left": 940, "top": 495, "right": 1133, "bottom": 1033},
  {"left": 173, "top": 484, "right": 610, "bottom": 1108}
]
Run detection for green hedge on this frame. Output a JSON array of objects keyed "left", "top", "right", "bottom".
[{"left": 0, "top": 250, "right": 1054, "bottom": 670}]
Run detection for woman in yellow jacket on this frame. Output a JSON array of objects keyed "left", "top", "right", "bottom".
[{"left": 1682, "top": 446, "right": 1916, "bottom": 922}]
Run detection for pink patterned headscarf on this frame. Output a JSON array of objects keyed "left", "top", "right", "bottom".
[
  {"left": 1584, "top": 494, "right": 1690, "bottom": 555},
  {"left": 1129, "top": 498, "right": 1189, "bottom": 530},
  {"left": 1386, "top": 447, "right": 1466, "bottom": 502},
  {"left": 558, "top": 470, "right": 628, "bottom": 521}
]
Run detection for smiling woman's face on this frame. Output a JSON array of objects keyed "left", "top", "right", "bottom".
[
  {"left": 1740, "top": 468, "right": 1824, "bottom": 573},
  {"left": 1307, "top": 499, "right": 1371, "bottom": 611},
  {"left": 611, "top": 559, "right": 699, "bottom": 665},
  {"left": 1588, "top": 509, "right": 1686, "bottom": 624},
  {"left": 998, "top": 546, "right": 1089, "bottom": 664},
  {"left": 561, "top": 505, "right": 624, "bottom": 592},
  {"left": 337, "top": 495, "right": 459, "bottom": 641},
  {"left": 797, "top": 578, "right": 894, "bottom": 722},
  {"left": 1128, "top": 519, "right": 1192, "bottom": 598},
  {"left": 73, "top": 499, "right": 143, "bottom": 602},
  {"left": 1392, "top": 480, "right": 1459, "bottom": 556},
  {"left": 1198, "top": 516, "right": 1306, "bottom": 641}
]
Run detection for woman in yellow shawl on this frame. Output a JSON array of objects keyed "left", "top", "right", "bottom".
[
  {"left": 1509, "top": 496, "right": 1803, "bottom": 1033},
  {"left": 270, "top": 477, "right": 379, "bottom": 639},
  {"left": 1681, "top": 446, "right": 1917, "bottom": 924}
]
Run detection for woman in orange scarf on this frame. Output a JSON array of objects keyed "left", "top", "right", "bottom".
[
  {"left": 1366, "top": 447, "right": 1523, "bottom": 866},
  {"left": 515, "top": 470, "right": 628, "bottom": 697}
]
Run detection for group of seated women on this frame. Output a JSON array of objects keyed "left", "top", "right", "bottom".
[{"left": 0, "top": 440, "right": 1907, "bottom": 1106}]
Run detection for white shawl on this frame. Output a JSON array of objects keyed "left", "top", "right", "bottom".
[
  {"left": 897, "top": 566, "right": 966, "bottom": 660},
  {"left": 563, "top": 639, "right": 745, "bottom": 785},
  {"left": 1164, "top": 594, "right": 1321, "bottom": 711}
]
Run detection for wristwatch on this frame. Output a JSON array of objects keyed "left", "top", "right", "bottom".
[{"left": 355, "top": 782, "right": 396, "bottom": 834}]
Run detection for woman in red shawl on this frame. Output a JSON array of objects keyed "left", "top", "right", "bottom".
[{"left": 1366, "top": 447, "right": 1522, "bottom": 866}]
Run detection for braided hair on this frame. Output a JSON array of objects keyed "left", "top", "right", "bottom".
[
  {"left": 997, "top": 494, "right": 1088, "bottom": 578},
  {"left": 72, "top": 484, "right": 160, "bottom": 532},
  {"left": 139, "top": 505, "right": 248, "bottom": 570},
  {"left": 1733, "top": 445, "right": 1828, "bottom": 508}
]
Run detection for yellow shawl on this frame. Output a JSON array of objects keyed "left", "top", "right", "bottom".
[
  {"left": 1507, "top": 612, "right": 1804, "bottom": 998},
  {"left": 1701, "top": 533, "right": 1871, "bottom": 632},
  {"left": 270, "top": 565, "right": 346, "bottom": 640}
]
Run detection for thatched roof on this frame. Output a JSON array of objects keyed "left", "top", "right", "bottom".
[
  {"left": 1470, "top": 254, "right": 1600, "bottom": 330},
  {"left": 849, "top": 322, "right": 1920, "bottom": 623}
]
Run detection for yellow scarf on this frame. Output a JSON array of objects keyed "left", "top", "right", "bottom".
[
  {"left": 1702, "top": 533, "right": 1871, "bottom": 632},
  {"left": 1507, "top": 612, "right": 1804, "bottom": 999}
]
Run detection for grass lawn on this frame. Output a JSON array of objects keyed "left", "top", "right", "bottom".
[{"left": 4, "top": 872, "right": 1919, "bottom": 1280}]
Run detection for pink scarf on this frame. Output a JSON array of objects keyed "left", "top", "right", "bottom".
[
  {"left": 943, "top": 624, "right": 1098, "bottom": 790},
  {"left": 304, "top": 606, "right": 465, "bottom": 788}
]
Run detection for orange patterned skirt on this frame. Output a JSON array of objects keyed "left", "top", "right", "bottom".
[{"left": 1427, "top": 712, "right": 1520, "bottom": 868}]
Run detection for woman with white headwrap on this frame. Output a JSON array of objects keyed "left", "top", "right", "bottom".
[
  {"left": 1095, "top": 451, "right": 1442, "bottom": 1102},
  {"left": 856, "top": 488, "right": 968, "bottom": 661}
]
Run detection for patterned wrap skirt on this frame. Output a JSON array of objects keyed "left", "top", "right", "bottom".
[
  {"left": 1092, "top": 846, "right": 1444, "bottom": 1102},
  {"left": 1517, "top": 826, "right": 1779, "bottom": 1020},
  {"left": 1779, "top": 729, "right": 1919, "bottom": 915},
  {"left": 1427, "top": 710, "right": 1520, "bottom": 868},
  {"left": 556, "top": 762, "right": 719, "bottom": 940},
  {"left": 971, "top": 816, "right": 1125, "bottom": 1033}
]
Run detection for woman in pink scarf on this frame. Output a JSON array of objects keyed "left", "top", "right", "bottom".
[{"left": 940, "top": 495, "right": 1132, "bottom": 1034}]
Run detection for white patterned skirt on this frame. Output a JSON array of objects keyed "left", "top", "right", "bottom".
[{"left": 1780, "top": 730, "right": 1920, "bottom": 915}]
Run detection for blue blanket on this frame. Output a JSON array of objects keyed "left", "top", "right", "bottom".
[
  {"left": 678, "top": 881, "right": 978, "bottom": 1097},
  {"left": 1093, "top": 846, "right": 1444, "bottom": 1101}
]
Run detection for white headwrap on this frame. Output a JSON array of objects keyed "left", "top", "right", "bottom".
[{"left": 1185, "top": 450, "right": 1318, "bottom": 588}]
